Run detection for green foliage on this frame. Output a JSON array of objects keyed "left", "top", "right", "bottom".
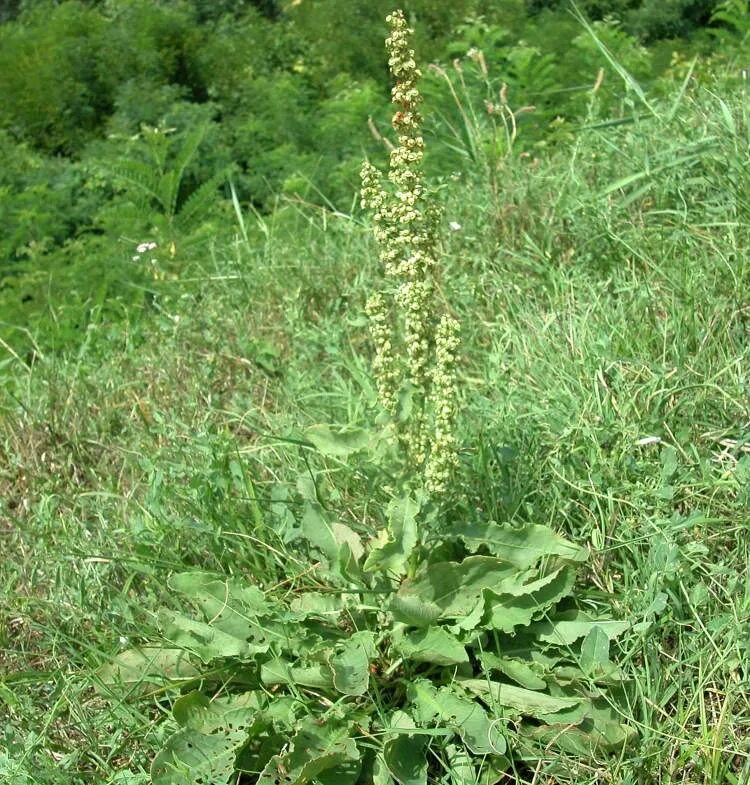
[
  {"left": 101, "top": 12, "right": 640, "bottom": 784},
  {"left": 4, "top": 60, "right": 750, "bottom": 785},
  {"left": 102, "top": 121, "right": 233, "bottom": 247},
  {"left": 2, "top": 0, "right": 747, "bottom": 359},
  {"left": 121, "top": 514, "right": 632, "bottom": 784}
]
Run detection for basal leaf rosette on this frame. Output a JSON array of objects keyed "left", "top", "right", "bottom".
[{"left": 104, "top": 517, "right": 633, "bottom": 785}]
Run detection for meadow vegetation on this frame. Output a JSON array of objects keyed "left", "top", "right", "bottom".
[{"left": 2, "top": 1, "right": 750, "bottom": 784}]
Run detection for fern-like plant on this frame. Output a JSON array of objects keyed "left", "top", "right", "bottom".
[{"left": 107, "top": 122, "right": 233, "bottom": 251}]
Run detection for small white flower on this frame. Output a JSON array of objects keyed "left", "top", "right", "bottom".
[
  {"left": 119, "top": 635, "right": 129, "bottom": 646},
  {"left": 136, "top": 241, "right": 158, "bottom": 254},
  {"left": 132, "top": 255, "right": 141, "bottom": 262},
  {"left": 449, "top": 221, "right": 461, "bottom": 232}
]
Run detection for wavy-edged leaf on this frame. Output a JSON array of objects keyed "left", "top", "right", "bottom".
[
  {"left": 460, "top": 522, "right": 588, "bottom": 569},
  {"left": 519, "top": 695, "right": 636, "bottom": 756},
  {"left": 159, "top": 572, "right": 273, "bottom": 661},
  {"left": 534, "top": 613, "right": 630, "bottom": 646},
  {"left": 409, "top": 681, "right": 506, "bottom": 756},
  {"left": 459, "top": 679, "right": 581, "bottom": 721},
  {"left": 392, "top": 557, "right": 516, "bottom": 622},
  {"left": 158, "top": 609, "right": 258, "bottom": 662},
  {"left": 479, "top": 653, "right": 547, "bottom": 691},
  {"left": 257, "top": 718, "right": 360, "bottom": 785},
  {"left": 394, "top": 626, "right": 468, "bottom": 666},
  {"left": 260, "top": 657, "right": 335, "bottom": 690},
  {"left": 389, "top": 594, "right": 442, "bottom": 627},
  {"left": 364, "top": 495, "right": 419, "bottom": 576},
  {"left": 301, "top": 503, "right": 339, "bottom": 565},
  {"left": 329, "top": 631, "right": 375, "bottom": 696},
  {"left": 482, "top": 566, "right": 576, "bottom": 633},
  {"left": 383, "top": 720, "right": 427, "bottom": 785},
  {"left": 305, "top": 424, "right": 373, "bottom": 457}
]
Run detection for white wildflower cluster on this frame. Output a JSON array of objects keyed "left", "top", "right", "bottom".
[
  {"left": 132, "top": 240, "right": 157, "bottom": 262},
  {"left": 361, "top": 10, "right": 460, "bottom": 497}
]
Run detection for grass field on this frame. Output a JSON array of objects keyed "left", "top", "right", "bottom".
[{"left": 2, "top": 73, "right": 750, "bottom": 784}]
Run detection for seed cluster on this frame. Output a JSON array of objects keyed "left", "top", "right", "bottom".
[{"left": 361, "top": 10, "right": 460, "bottom": 497}]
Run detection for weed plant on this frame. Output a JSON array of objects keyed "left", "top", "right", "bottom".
[
  {"left": 96, "top": 12, "right": 632, "bottom": 785},
  {"left": 2, "top": 7, "right": 750, "bottom": 785}
]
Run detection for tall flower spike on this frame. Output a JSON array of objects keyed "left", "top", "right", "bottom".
[
  {"left": 362, "top": 10, "right": 460, "bottom": 497},
  {"left": 425, "top": 315, "right": 460, "bottom": 495}
]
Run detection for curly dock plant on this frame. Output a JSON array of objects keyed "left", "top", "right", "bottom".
[
  {"left": 361, "top": 10, "right": 459, "bottom": 497},
  {"left": 107, "top": 12, "right": 634, "bottom": 785}
]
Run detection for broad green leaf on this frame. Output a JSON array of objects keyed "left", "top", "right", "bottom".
[
  {"left": 97, "top": 648, "right": 199, "bottom": 693},
  {"left": 383, "top": 731, "right": 427, "bottom": 785},
  {"left": 364, "top": 496, "right": 419, "bottom": 576},
  {"left": 410, "top": 682, "right": 506, "bottom": 756},
  {"left": 373, "top": 754, "right": 395, "bottom": 785},
  {"left": 580, "top": 626, "right": 611, "bottom": 674},
  {"left": 260, "top": 658, "right": 335, "bottom": 690},
  {"left": 393, "top": 557, "right": 516, "bottom": 622},
  {"left": 329, "top": 632, "right": 375, "bottom": 696},
  {"left": 445, "top": 746, "right": 476, "bottom": 785},
  {"left": 151, "top": 692, "right": 258, "bottom": 785},
  {"left": 301, "top": 503, "right": 339, "bottom": 565},
  {"left": 479, "top": 653, "right": 547, "bottom": 691},
  {"left": 306, "top": 424, "right": 372, "bottom": 457},
  {"left": 290, "top": 592, "right": 344, "bottom": 616},
  {"left": 459, "top": 679, "right": 580, "bottom": 720},
  {"left": 171, "top": 691, "right": 262, "bottom": 731},
  {"left": 534, "top": 614, "right": 630, "bottom": 646},
  {"left": 389, "top": 594, "right": 442, "bottom": 627},
  {"left": 332, "top": 522, "right": 365, "bottom": 561},
  {"left": 169, "top": 572, "right": 268, "bottom": 615},
  {"left": 158, "top": 610, "right": 254, "bottom": 663},
  {"left": 164, "top": 573, "right": 273, "bottom": 654},
  {"left": 257, "top": 718, "right": 360, "bottom": 785},
  {"left": 482, "top": 566, "right": 576, "bottom": 633},
  {"left": 394, "top": 627, "right": 468, "bottom": 666},
  {"left": 519, "top": 695, "right": 636, "bottom": 755},
  {"left": 460, "top": 522, "right": 588, "bottom": 569}
]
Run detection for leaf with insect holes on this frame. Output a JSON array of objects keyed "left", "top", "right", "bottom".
[
  {"left": 257, "top": 718, "right": 361, "bottom": 785},
  {"left": 158, "top": 610, "right": 256, "bottom": 662},
  {"left": 158, "top": 573, "right": 276, "bottom": 662},
  {"left": 459, "top": 522, "right": 588, "bottom": 569},
  {"left": 409, "top": 681, "right": 507, "bottom": 756},
  {"left": 151, "top": 692, "right": 260, "bottom": 785},
  {"left": 260, "top": 657, "right": 335, "bottom": 690}
]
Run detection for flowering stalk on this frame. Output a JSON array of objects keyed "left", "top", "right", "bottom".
[{"left": 362, "top": 10, "right": 460, "bottom": 497}]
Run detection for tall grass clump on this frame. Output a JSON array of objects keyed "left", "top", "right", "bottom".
[{"left": 99, "top": 11, "right": 633, "bottom": 785}]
